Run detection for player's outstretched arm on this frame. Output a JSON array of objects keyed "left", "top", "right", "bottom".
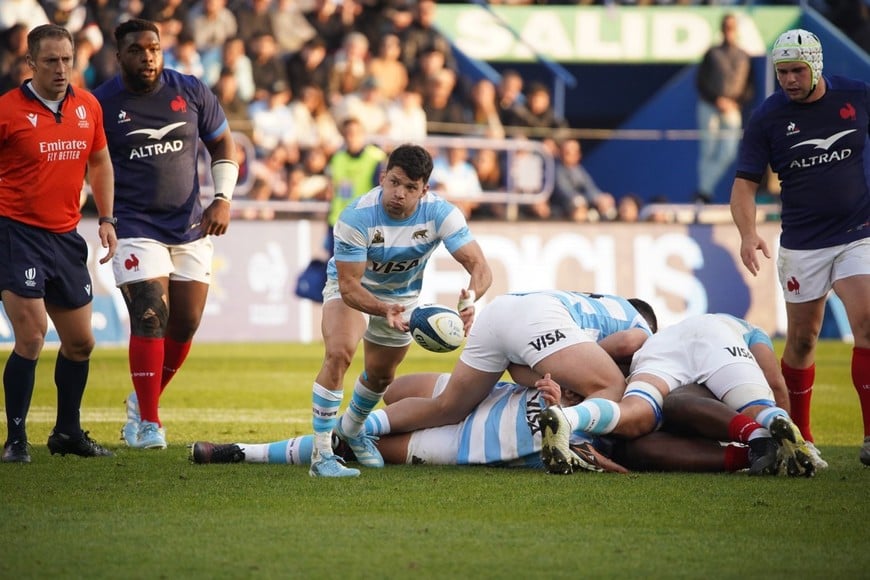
[
  {"left": 730, "top": 177, "right": 769, "bottom": 276},
  {"left": 750, "top": 342, "right": 790, "bottom": 411},
  {"left": 450, "top": 241, "right": 492, "bottom": 333}
]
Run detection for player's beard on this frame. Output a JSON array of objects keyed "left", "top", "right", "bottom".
[{"left": 125, "top": 66, "right": 161, "bottom": 94}]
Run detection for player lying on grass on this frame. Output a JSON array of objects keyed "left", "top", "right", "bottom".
[
  {"left": 538, "top": 313, "right": 827, "bottom": 477},
  {"left": 190, "top": 371, "right": 785, "bottom": 475},
  {"left": 331, "top": 291, "right": 657, "bottom": 475}
]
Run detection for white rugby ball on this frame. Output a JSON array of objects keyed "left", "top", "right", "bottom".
[{"left": 409, "top": 304, "right": 465, "bottom": 353}]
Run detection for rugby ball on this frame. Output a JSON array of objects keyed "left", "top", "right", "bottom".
[{"left": 409, "top": 304, "right": 465, "bottom": 353}]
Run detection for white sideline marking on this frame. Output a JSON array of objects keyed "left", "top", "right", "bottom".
[{"left": 5, "top": 406, "right": 311, "bottom": 425}]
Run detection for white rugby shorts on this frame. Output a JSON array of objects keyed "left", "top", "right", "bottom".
[
  {"left": 460, "top": 293, "right": 593, "bottom": 373},
  {"left": 777, "top": 238, "right": 870, "bottom": 303},
  {"left": 630, "top": 314, "right": 771, "bottom": 405},
  {"left": 404, "top": 373, "right": 462, "bottom": 464},
  {"left": 112, "top": 237, "right": 213, "bottom": 285},
  {"left": 322, "top": 279, "right": 417, "bottom": 348}
]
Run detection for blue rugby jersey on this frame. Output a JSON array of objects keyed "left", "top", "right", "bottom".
[
  {"left": 736, "top": 75, "right": 870, "bottom": 250},
  {"left": 93, "top": 69, "right": 229, "bottom": 244},
  {"left": 329, "top": 189, "right": 474, "bottom": 299}
]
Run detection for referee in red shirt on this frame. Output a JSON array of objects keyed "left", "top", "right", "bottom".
[{"left": 0, "top": 24, "right": 117, "bottom": 463}]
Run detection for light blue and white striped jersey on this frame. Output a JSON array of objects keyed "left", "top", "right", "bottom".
[
  {"left": 456, "top": 381, "right": 545, "bottom": 468},
  {"left": 715, "top": 314, "right": 774, "bottom": 350},
  {"left": 328, "top": 188, "right": 474, "bottom": 299},
  {"left": 511, "top": 290, "right": 653, "bottom": 341},
  {"left": 454, "top": 381, "right": 594, "bottom": 468}
]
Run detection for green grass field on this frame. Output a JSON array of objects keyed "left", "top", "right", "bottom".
[{"left": 1, "top": 340, "right": 867, "bottom": 579}]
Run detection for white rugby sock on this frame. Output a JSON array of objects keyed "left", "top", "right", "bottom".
[
  {"left": 364, "top": 409, "right": 391, "bottom": 436},
  {"left": 312, "top": 382, "right": 343, "bottom": 454},
  {"left": 340, "top": 379, "right": 382, "bottom": 436}
]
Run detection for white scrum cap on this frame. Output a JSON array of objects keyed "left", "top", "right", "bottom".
[{"left": 771, "top": 29, "right": 823, "bottom": 87}]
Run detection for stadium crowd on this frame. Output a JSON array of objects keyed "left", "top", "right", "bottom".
[
  {"left": 0, "top": 0, "right": 710, "bottom": 223},
  {"left": 0, "top": 0, "right": 866, "bottom": 224}
]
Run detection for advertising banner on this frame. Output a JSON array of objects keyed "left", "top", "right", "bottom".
[
  {"left": 434, "top": 5, "right": 801, "bottom": 63},
  {"left": 1, "top": 218, "right": 818, "bottom": 344}
]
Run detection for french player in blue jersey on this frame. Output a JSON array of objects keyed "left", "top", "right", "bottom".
[
  {"left": 539, "top": 314, "right": 823, "bottom": 477},
  {"left": 729, "top": 29, "right": 870, "bottom": 465},
  {"left": 309, "top": 144, "right": 492, "bottom": 477},
  {"left": 360, "top": 291, "right": 656, "bottom": 466},
  {"left": 93, "top": 19, "right": 239, "bottom": 451}
]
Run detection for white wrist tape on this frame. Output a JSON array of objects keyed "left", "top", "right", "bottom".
[
  {"left": 211, "top": 159, "right": 239, "bottom": 201},
  {"left": 457, "top": 289, "right": 476, "bottom": 312}
]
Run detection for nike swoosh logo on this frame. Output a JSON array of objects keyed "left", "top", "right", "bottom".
[
  {"left": 126, "top": 121, "right": 187, "bottom": 140},
  {"left": 791, "top": 129, "right": 856, "bottom": 151}
]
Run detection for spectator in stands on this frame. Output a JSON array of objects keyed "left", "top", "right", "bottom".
[
  {"left": 386, "top": 82, "right": 428, "bottom": 143},
  {"left": 408, "top": 48, "right": 446, "bottom": 95},
  {"left": 304, "top": 0, "right": 355, "bottom": 54},
  {"left": 286, "top": 36, "right": 331, "bottom": 98},
  {"left": 235, "top": 0, "right": 274, "bottom": 43},
  {"left": 515, "top": 81, "right": 569, "bottom": 139},
  {"left": 212, "top": 67, "right": 252, "bottom": 138},
  {"left": 471, "top": 148, "right": 508, "bottom": 220},
  {"left": 248, "top": 80, "right": 295, "bottom": 156},
  {"left": 217, "top": 36, "right": 254, "bottom": 103},
  {"left": 0, "top": 0, "right": 49, "bottom": 31},
  {"left": 644, "top": 195, "right": 673, "bottom": 224},
  {"left": 249, "top": 31, "right": 289, "bottom": 104},
  {"left": 141, "top": 0, "right": 189, "bottom": 39},
  {"left": 332, "top": 75, "right": 389, "bottom": 136},
  {"left": 246, "top": 143, "right": 293, "bottom": 220},
  {"left": 163, "top": 30, "right": 205, "bottom": 79},
  {"left": 45, "top": 0, "right": 94, "bottom": 39},
  {"left": 695, "top": 13, "right": 753, "bottom": 204},
  {"left": 616, "top": 193, "right": 643, "bottom": 223},
  {"left": 0, "top": 56, "right": 28, "bottom": 95},
  {"left": 76, "top": 19, "right": 116, "bottom": 88},
  {"left": 0, "top": 23, "right": 28, "bottom": 81},
  {"left": 431, "top": 145, "right": 483, "bottom": 220},
  {"left": 187, "top": 0, "right": 237, "bottom": 80},
  {"left": 376, "top": 0, "right": 415, "bottom": 41},
  {"left": 423, "top": 68, "right": 469, "bottom": 135},
  {"left": 401, "top": 0, "right": 456, "bottom": 77},
  {"left": 496, "top": 69, "right": 528, "bottom": 129},
  {"left": 290, "top": 83, "right": 343, "bottom": 157},
  {"left": 551, "top": 139, "right": 616, "bottom": 222},
  {"left": 468, "top": 78, "right": 505, "bottom": 139},
  {"left": 329, "top": 30, "right": 370, "bottom": 99},
  {"left": 271, "top": 0, "right": 316, "bottom": 56},
  {"left": 288, "top": 145, "right": 331, "bottom": 203},
  {"left": 367, "top": 33, "right": 407, "bottom": 101},
  {"left": 71, "top": 26, "right": 103, "bottom": 88},
  {"left": 117, "top": 0, "right": 147, "bottom": 23},
  {"left": 508, "top": 133, "right": 550, "bottom": 220},
  {"left": 323, "top": 117, "right": 386, "bottom": 257}
]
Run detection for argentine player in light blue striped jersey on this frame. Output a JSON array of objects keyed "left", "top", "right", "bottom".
[
  {"left": 361, "top": 291, "right": 657, "bottom": 458},
  {"left": 539, "top": 313, "right": 825, "bottom": 477},
  {"left": 192, "top": 372, "right": 760, "bottom": 474},
  {"left": 309, "top": 144, "right": 492, "bottom": 478}
]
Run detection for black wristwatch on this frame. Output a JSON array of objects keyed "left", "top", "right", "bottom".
[{"left": 98, "top": 216, "right": 118, "bottom": 227}]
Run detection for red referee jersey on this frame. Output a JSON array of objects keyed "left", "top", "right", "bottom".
[{"left": 0, "top": 83, "right": 107, "bottom": 233}]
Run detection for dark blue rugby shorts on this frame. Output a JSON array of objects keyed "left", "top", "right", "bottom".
[{"left": 0, "top": 217, "right": 93, "bottom": 309}]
